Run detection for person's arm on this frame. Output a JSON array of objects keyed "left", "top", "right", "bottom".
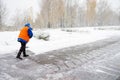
[{"left": 28, "top": 28, "right": 33, "bottom": 38}]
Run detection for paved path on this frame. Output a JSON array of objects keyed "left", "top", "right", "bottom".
[{"left": 1, "top": 36, "right": 120, "bottom": 80}]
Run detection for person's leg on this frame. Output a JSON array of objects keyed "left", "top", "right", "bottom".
[
  {"left": 16, "top": 42, "right": 24, "bottom": 59},
  {"left": 23, "top": 43, "right": 29, "bottom": 57}
]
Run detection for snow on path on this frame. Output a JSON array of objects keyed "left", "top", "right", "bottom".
[
  {"left": 0, "top": 27, "right": 120, "bottom": 55},
  {"left": 0, "top": 36, "right": 120, "bottom": 80}
]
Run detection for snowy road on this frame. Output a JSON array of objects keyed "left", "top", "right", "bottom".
[{"left": 1, "top": 36, "right": 120, "bottom": 80}]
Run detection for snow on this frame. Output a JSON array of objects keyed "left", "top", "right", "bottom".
[
  {"left": 0, "top": 26, "right": 120, "bottom": 55},
  {"left": 0, "top": 31, "right": 19, "bottom": 54}
]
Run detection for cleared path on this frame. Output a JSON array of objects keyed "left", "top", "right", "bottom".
[{"left": 0, "top": 36, "right": 120, "bottom": 80}]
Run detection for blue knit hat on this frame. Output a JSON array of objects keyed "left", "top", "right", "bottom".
[
  {"left": 24, "top": 23, "right": 33, "bottom": 30},
  {"left": 24, "top": 23, "right": 30, "bottom": 27}
]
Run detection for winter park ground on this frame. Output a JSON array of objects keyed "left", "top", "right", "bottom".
[{"left": 1, "top": 26, "right": 120, "bottom": 80}]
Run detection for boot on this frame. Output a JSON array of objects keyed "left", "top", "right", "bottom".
[
  {"left": 23, "top": 54, "right": 29, "bottom": 57},
  {"left": 16, "top": 50, "right": 22, "bottom": 60},
  {"left": 23, "top": 50, "right": 29, "bottom": 57},
  {"left": 16, "top": 56, "right": 23, "bottom": 60}
]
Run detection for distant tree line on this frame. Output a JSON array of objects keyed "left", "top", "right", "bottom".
[
  {"left": 34, "top": 0, "right": 120, "bottom": 28},
  {"left": 0, "top": 0, "right": 120, "bottom": 30}
]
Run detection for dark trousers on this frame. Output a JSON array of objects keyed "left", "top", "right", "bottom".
[{"left": 17, "top": 42, "right": 27, "bottom": 57}]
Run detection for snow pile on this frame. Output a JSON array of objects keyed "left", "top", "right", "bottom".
[{"left": 34, "top": 29, "right": 50, "bottom": 41}]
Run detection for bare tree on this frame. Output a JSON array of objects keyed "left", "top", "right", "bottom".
[
  {"left": 12, "top": 10, "right": 26, "bottom": 30},
  {"left": 0, "top": 0, "right": 7, "bottom": 29},
  {"left": 38, "top": 0, "right": 51, "bottom": 28},
  {"left": 86, "top": 0, "right": 96, "bottom": 26},
  {"left": 96, "top": 0, "right": 113, "bottom": 26},
  {"left": 119, "top": 8, "right": 120, "bottom": 25},
  {"left": 23, "top": 7, "right": 34, "bottom": 27},
  {"left": 35, "top": 0, "right": 65, "bottom": 28},
  {"left": 13, "top": 7, "right": 34, "bottom": 30},
  {"left": 63, "top": 0, "right": 78, "bottom": 28},
  {"left": 76, "top": 7, "right": 86, "bottom": 27}
]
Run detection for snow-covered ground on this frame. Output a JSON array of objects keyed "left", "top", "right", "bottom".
[{"left": 0, "top": 26, "right": 120, "bottom": 55}]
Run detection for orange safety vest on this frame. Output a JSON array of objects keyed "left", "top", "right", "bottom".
[{"left": 18, "top": 27, "right": 30, "bottom": 42}]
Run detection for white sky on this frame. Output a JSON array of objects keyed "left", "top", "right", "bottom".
[
  {"left": 108, "top": 0, "right": 120, "bottom": 10},
  {"left": 3, "top": 0, "right": 40, "bottom": 25},
  {"left": 4, "top": 0, "right": 40, "bottom": 14}
]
